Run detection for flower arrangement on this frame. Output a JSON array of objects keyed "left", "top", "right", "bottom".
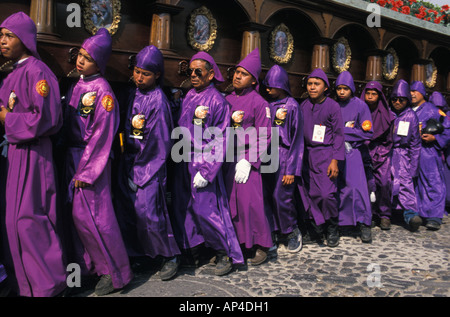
[{"left": 365, "top": 0, "right": 449, "bottom": 26}]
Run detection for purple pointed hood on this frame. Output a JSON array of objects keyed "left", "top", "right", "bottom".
[
  {"left": 429, "top": 91, "right": 448, "bottom": 108},
  {"left": 136, "top": 45, "right": 164, "bottom": 85},
  {"left": 81, "top": 28, "right": 112, "bottom": 75},
  {"left": 0, "top": 12, "right": 40, "bottom": 60},
  {"left": 263, "top": 65, "right": 291, "bottom": 96},
  {"left": 390, "top": 79, "right": 411, "bottom": 103},
  {"left": 360, "top": 81, "right": 388, "bottom": 108},
  {"left": 335, "top": 71, "right": 355, "bottom": 93},
  {"left": 237, "top": 48, "right": 261, "bottom": 89},
  {"left": 190, "top": 51, "right": 224, "bottom": 83},
  {"left": 410, "top": 81, "right": 427, "bottom": 100},
  {"left": 307, "top": 68, "right": 330, "bottom": 95}
]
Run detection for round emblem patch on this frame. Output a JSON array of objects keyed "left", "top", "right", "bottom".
[
  {"left": 36, "top": 80, "right": 49, "bottom": 97},
  {"left": 362, "top": 120, "right": 372, "bottom": 132},
  {"left": 102, "top": 95, "right": 114, "bottom": 112}
]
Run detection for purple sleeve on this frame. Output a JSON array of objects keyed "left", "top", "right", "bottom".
[
  {"left": 409, "top": 114, "right": 421, "bottom": 178},
  {"left": 285, "top": 102, "right": 304, "bottom": 176},
  {"left": 345, "top": 103, "right": 374, "bottom": 144},
  {"left": 330, "top": 104, "right": 345, "bottom": 161},
  {"left": 251, "top": 99, "right": 272, "bottom": 170}
]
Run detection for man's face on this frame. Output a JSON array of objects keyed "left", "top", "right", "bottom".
[
  {"left": 410, "top": 90, "right": 425, "bottom": 106},
  {"left": 306, "top": 77, "right": 327, "bottom": 100},
  {"left": 76, "top": 48, "right": 100, "bottom": 77},
  {"left": 390, "top": 96, "right": 408, "bottom": 113},
  {"left": 189, "top": 59, "right": 214, "bottom": 90},
  {"left": 365, "top": 89, "right": 379, "bottom": 106},
  {"left": 266, "top": 87, "right": 284, "bottom": 100},
  {"left": 336, "top": 85, "right": 352, "bottom": 102},
  {"left": 233, "top": 67, "right": 256, "bottom": 91},
  {"left": 133, "top": 66, "right": 159, "bottom": 91},
  {"left": 0, "top": 28, "right": 28, "bottom": 62}
]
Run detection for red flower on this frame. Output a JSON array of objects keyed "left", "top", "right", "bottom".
[
  {"left": 401, "top": 6, "right": 411, "bottom": 14},
  {"left": 409, "top": 0, "right": 417, "bottom": 3},
  {"left": 377, "top": 0, "right": 387, "bottom": 7},
  {"left": 442, "top": 5, "right": 449, "bottom": 11}
]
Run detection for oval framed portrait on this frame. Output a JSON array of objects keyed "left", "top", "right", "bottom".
[
  {"left": 332, "top": 37, "right": 351, "bottom": 73},
  {"left": 82, "top": 0, "right": 121, "bottom": 36},
  {"left": 269, "top": 23, "right": 294, "bottom": 64},
  {"left": 382, "top": 48, "right": 399, "bottom": 81},
  {"left": 188, "top": 6, "right": 217, "bottom": 52},
  {"left": 425, "top": 59, "right": 437, "bottom": 89}
]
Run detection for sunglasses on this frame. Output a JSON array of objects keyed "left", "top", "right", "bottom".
[
  {"left": 391, "top": 97, "right": 408, "bottom": 103},
  {"left": 187, "top": 68, "right": 204, "bottom": 77}
]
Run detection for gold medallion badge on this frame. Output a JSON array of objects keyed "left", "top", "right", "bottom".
[
  {"left": 362, "top": 120, "right": 373, "bottom": 132},
  {"left": 36, "top": 80, "right": 50, "bottom": 97},
  {"left": 102, "top": 95, "right": 114, "bottom": 112}
]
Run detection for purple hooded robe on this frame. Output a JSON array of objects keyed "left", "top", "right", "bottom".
[
  {"left": 360, "top": 81, "right": 394, "bottom": 220},
  {"left": 298, "top": 69, "right": 345, "bottom": 226},
  {"left": 224, "top": 49, "right": 273, "bottom": 249},
  {"left": 118, "top": 46, "right": 181, "bottom": 259},
  {"left": 262, "top": 65, "right": 304, "bottom": 234},
  {"left": 0, "top": 12, "right": 66, "bottom": 297},
  {"left": 64, "top": 29, "right": 133, "bottom": 289},
  {"left": 171, "top": 52, "right": 244, "bottom": 264},
  {"left": 390, "top": 80, "right": 421, "bottom": 212},
  {"left": 411, "top": 81, "right": 450, "bottom": 221},
  {"left": 335, "top": 71, "right": 373, "bottom": 226}
]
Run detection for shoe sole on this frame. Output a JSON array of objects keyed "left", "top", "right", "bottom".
[
  {"left": 409, "top": 217, "right": 422, "bottom": 232},
  {"left": 214, "top": 265, "right": 232, "bottom": 276}
]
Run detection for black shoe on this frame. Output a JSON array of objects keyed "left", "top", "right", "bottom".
[
  {"left": 359, "top": 223, "right": 372, "bottom": 243},
  {"left": 380, "top": 218, "right": 391, "bottom": 230},
  {"left": 425, "top": 220, "right": 440, "bottom": 231},
  {"left": 94, "top": 275, "right": 114, "bottom": 296},
  {"left": 326, "top": 220, "right": 340, "bottom": 248},
  {"left": 160, "top": 257, "right": 179, "bottom": 281},
  {"left": 408, "top": 216, "right": 422, "bottom": 232},
  {"left": 286, "top": 229, "right": 303, "bottom": 253},
  {"left": 214, "top": 255, "right": 232, "bottom": 276}
]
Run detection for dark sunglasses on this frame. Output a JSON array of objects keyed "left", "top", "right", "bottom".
[
  {"left": 187, "top": 68, "right": 204, "bottom": 77},
  {"left": 391, "top": 97, "right": 407, "bottom": 103}
]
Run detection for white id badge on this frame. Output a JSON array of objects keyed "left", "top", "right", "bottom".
[
  {"left": 397, "top": 121, "right": 410, "bottom": 136},
  {"left": 312, "top": 124, "right": 326, "bottom": 143}
]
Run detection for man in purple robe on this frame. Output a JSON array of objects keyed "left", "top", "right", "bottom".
[
  {"left": 335, "top": 71, "right": 373, "bottom": 243},
  {"left": 116, "top": 45, "right": 181, "bottom": 280},
  {"left": 389, "top": 80, "right": 422, "bottom": 231},
  {"left": 360, "top": 81, "right": 395, "bottom": 230},
  {"left": 171, "top": 51, "right": 244, "bottom": 276},
  {"left": 429, "top": 91, "right": 450, "bottom": 212},
  {"left": 410, "top": 81, "right": 450, "bottom": 230},
  {"left": 224, "top": 49, "right": 273, "bottom": 265},
  {"left": 298, "top": 68, "right": 345, "bottom": 247},
  {"left": 0, "top": 12, "right": 67, "bottom": 297},
  {"left": 63, "top": 28, "right": 133, "bottom": 295},
  {"left": 262, "top": 65, "right": 304, "bottom": 253}
]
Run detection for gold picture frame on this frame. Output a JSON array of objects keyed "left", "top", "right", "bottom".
[
  {"left": 82, "top": 0, "right": 121, "bottom": 36},
  {"left": 425, "top": 59, "right": 437, "bottom": 89},
  {"left": 187, "top": 6, "right": 217, "bottom": 52},
  {"left": 332, "top": 37, "right": 351, "bottom": 73},
  {"left": 382, "top": 48, "right": 399, "bottom": 81},
  {"left": 269, "top": 23, "right": 294, "bottom": 64}
]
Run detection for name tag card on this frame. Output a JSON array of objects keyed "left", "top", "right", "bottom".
[
  {"left": 312, "top": 124, "right": 326, "bottom": 143},
  {"left": 397, "top": 121, "right": 410, "bottom": 136}
]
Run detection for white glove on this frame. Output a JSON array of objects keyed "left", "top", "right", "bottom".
[
  {"left": 128, "top": 178, "right": 138, "bottom": 192},
  {"left": 370, "top": 192, "right": 376, "bottom": 203},
  {"left": 193, "top": 171, "right": 208, "bottom": 188},
  {"left": 344, "top": 142, "right": 353, "bottom": 153},
  {"left": 235, "top": 159, "right": 251, "bottom": 184}
]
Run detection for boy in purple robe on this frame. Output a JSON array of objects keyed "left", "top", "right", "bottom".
[
  {"left": 335, "top": 71, "right": 373, "bottom": 243},
  {"left": 171, "top": 51, "right": 244, "bottom": 276},
  {"left": 410, "top": 81, "right": 450, "bottom": 230},
  {"left": 118, "top": 45, "right": 181, "bottom": 280},
  {"left": 389, "top": 80, "right": 422, "bottom": 231},
  {"left": 360, "top": 81, "right": 395, "bottom": 230},
  {"left": 224, "top": 49, "right": 273, "bottom": 265},
  {"left": 262, "top": 65, "right": 304, "bottom": 253},
  {"left": 63, "top": 28, "right": 133, "bottom": 295},
  {"left": 298, "top": 68, "right": 345, "bottom": 247},
  {"left": 0, "top": 12, "right": 67, "bottom": 297}
]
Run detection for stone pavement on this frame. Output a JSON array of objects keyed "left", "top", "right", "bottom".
[{"left": 74, "top": 214, "right": 450, "bottom": 299}]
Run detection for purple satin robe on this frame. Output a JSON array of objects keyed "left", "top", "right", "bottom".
[
  {"left": 121, "top": 86, "right": 180, "bottom": 258},
  {"left": 413, "top": 101, "right": 450, "bottom": 219},
  {"left": 65, "top": 74, "right": 133, "bottom": 289},
  {"left": 263, "top": 96, "right": 304, "bottom": 234},
  {"left": 391, "top": 108, "right": 421, "bottom": 212},
  {"left": 172, "top": 83, "right": 244, "bottom": 264},
  {"left": 337, "top": 97, "right": 373, "bottom": 226},
  {"left": 0, "top": 57, "right": 66, "bottom": 296},
  {"left": 225, "top": 87, "right": 273, "bottom": 249},
  {"left": 299, "top": 97, "right": 345, "bottom": 225}
]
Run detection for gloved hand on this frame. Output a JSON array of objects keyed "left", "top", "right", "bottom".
[
  {"left": 128, "top": 178, "right": 138, "bottom": 192},
  {"left": 193, "top": 171, "right": 208, "bottom": 188},
  {"left": 344, "top": 141, "right": 353, "bottom": 153},
  {"left": 235, "top": 159, "right": 251, "bottom": 184},
  {"left": 370, "top": 192, "right": 376, "bottom": 203}
]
